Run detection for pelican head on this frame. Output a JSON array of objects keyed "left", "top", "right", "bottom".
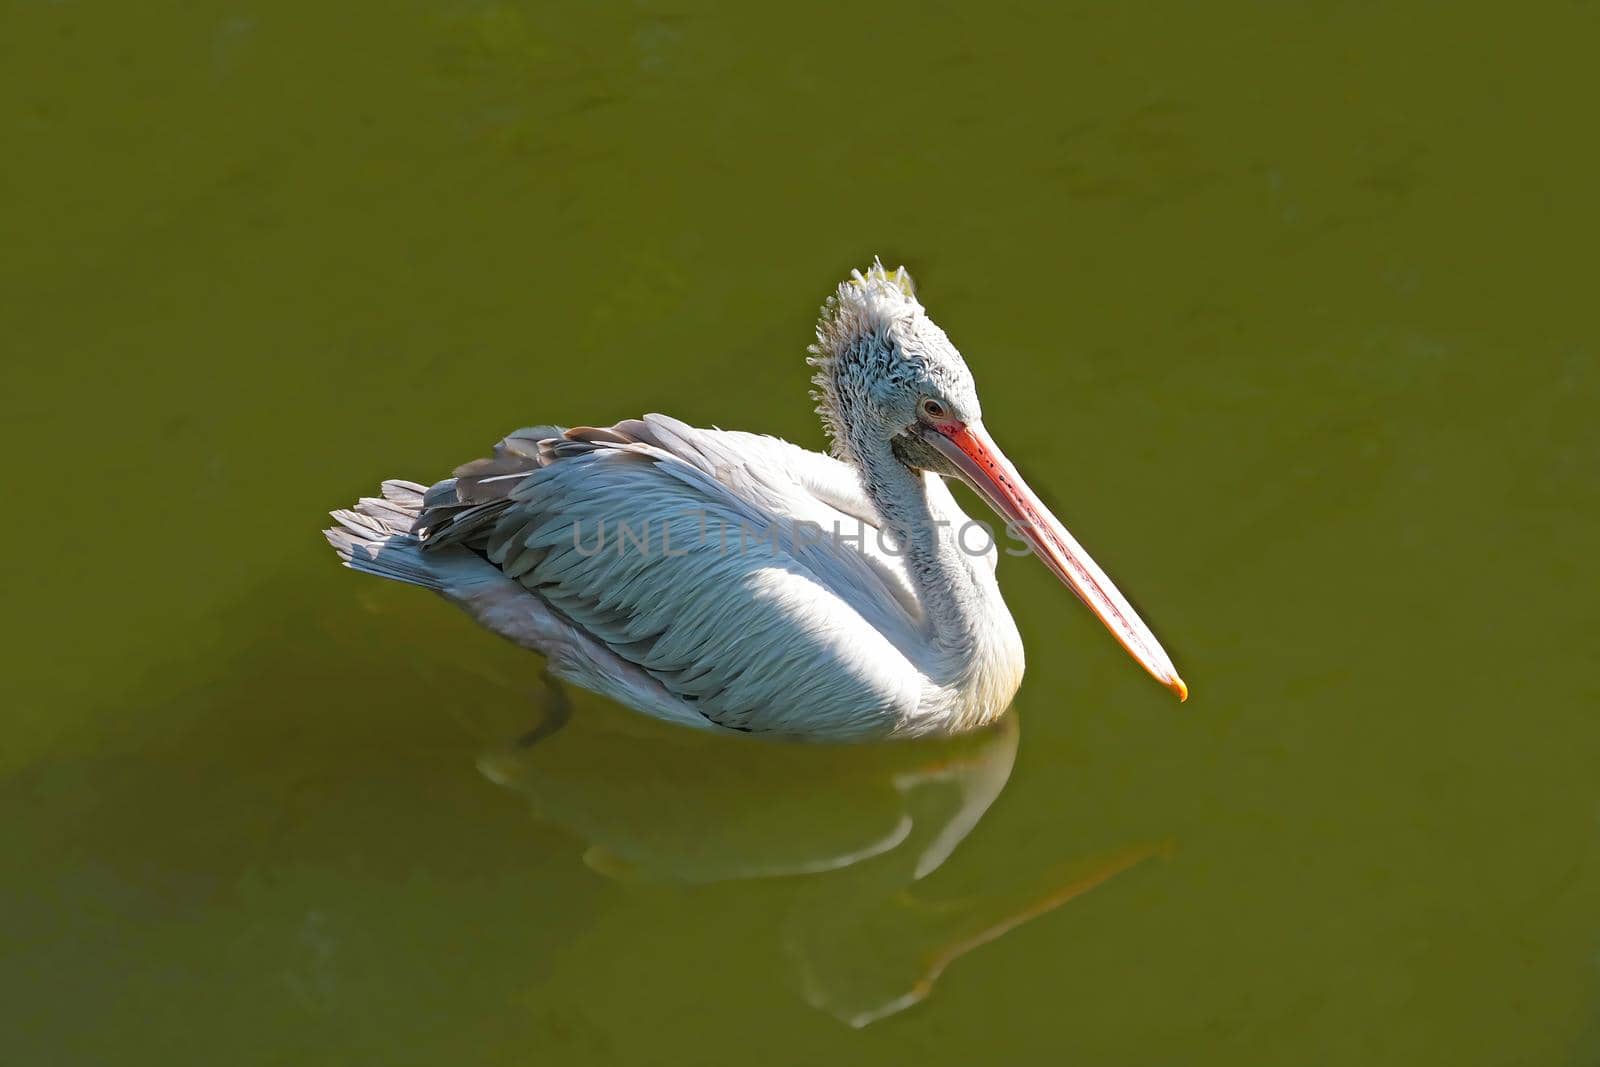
[
  {"left": 807, "top": 260, "right": 1187, "bottom": 702},
  {"left": 808, "top": 261, "right": 981, "bottom": 465}
]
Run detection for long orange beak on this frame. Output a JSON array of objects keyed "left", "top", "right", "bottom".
[{"left": 921, "top": 420, "right": 1188, "bottom": 701}]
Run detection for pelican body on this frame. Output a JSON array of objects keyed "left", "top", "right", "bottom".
[{"left": 326, "top": 263, "right": 1185, "bottom": 740}]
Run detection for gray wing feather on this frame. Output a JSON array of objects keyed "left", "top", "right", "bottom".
[{"left": 414, "top": 415, "right": 922, "bottom": 736}]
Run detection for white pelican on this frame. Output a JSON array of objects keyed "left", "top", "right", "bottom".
[{"left": 326, "top": 261, "right": 1186, "bottom": 739}]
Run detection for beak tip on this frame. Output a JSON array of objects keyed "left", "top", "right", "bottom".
[{"left": 1169, "top": 676, "right": 1189, "bottom": 702}]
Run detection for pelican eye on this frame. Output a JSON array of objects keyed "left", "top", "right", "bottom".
[{"left": 920, "top": 397, "right": 949, "bottom": 421}]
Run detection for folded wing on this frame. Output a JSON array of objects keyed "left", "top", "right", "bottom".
[{"left": 417, "top": 415, "right": 925, "bottom": 736}]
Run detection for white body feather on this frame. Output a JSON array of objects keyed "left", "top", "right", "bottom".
[
  {"left": 327, "top": 263, "right": 1057, "bottom": 740},
  {"left": 327, "top": 415, "right": 1025, "bottom": 740}
]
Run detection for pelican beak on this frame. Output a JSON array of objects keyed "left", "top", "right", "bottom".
[{"left": 919, "top": 420, "right": 1188, "bottom": 701}]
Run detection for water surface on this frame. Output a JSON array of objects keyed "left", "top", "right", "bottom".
[{"left": 3, "top": 2, "right": 1597, "bottom": 1063}]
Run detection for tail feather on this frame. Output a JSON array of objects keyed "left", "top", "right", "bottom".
[
  {"left": 325, "top": 479, "right": 444, "bottom": 591},
  {"left": 380, "top": 478, "right": 428, "bottom": 506}
]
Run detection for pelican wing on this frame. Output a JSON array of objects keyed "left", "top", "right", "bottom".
[{"left": 417, "top": 415, "right": 925, "bottom": 736}]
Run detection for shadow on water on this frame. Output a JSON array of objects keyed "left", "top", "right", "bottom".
[{"left": 482, "top": 695, "right": 1170, "bottom": 1027}]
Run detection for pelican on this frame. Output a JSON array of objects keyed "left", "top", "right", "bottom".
[{"left": 326, "top": 261, "right": 1186, "bottom": 740}]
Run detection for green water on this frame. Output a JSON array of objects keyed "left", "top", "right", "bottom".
[{"left": 4, "top": 1, "right": 1598, "bottom": 1063}]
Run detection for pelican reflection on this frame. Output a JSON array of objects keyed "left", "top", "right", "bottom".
[{"left": 479, "top": 705, "right": 1167, "bottom": 1026}]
